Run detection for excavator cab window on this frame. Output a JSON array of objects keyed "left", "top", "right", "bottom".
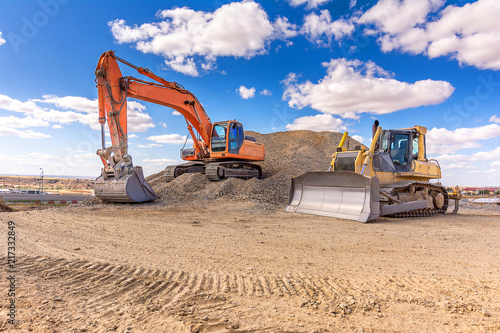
[
  {"left": 228, "top": 122, "right": 244, "bottom": 154},
  {"left": 390, "top": 134, "right": 409, "bottom": 166},
  {"left": 211, "top": 123, "right": 227, "bottom": 152}
]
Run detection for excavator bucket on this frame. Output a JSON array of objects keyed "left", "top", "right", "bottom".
[
  {"left": 94, "top": 166, "right": 158, "bottom": 203},
  {"left": 285, "top": 171, "right": 380, "bottom": 222}
]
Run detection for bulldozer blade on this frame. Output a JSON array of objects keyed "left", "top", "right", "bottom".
[
  {"left": 94, "top": 166, "right": 158, "bottom": 203},
  {"left": 285, "top": 171, "right": 380, "bottom": 222}
]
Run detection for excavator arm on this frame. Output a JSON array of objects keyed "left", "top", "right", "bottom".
[
  {"left": 94, "top": 50, "right": 215, "bottom": 202},
  {"left": 96, "top": 51, "right": 213, "bottom": 168}
]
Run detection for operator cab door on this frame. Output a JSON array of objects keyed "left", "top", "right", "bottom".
[
  {"left": 389, "top": 132, "right": 411, "bottom": 172},
  {"left": 211, "top": 122, "right": 228, "bottom": 153},
  {"left": 211, "top": 121, "right": 244, "bottom": 154},
  {"left": 228, "top": 122, "right": 244, "bottom": 154}
]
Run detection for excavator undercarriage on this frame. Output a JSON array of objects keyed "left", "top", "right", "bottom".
[{"left": 165, "top": 161, "right": 262, "bottom": 182}]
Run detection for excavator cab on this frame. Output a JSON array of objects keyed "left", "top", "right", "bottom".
[
  {"left": 210, "top": 121, "right": 244, "bottom": 154},
  {"left": 170, "top": 119, "right": 264, "bottom": 182}
]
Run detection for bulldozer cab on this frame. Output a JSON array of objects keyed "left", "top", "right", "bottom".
[
  {"left": 374, "top": 128, "right": 423, "bottom": 173},
  {"left": 210, "top": 121, "right": 245, "bottom": 154},
  {"left": 286, "top": 123, "right": 442, "bottom": 222}
]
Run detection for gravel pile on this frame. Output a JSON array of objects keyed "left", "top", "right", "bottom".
[
  {"left": 457, "top": 200, "right": 500, "bottom": 212},
  {"left": 146, "top": 130, "right": 361, "bottom": 207}
]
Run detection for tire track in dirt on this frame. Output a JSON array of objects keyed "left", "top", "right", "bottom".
[{"left": 12, "top": 255, "right": 499, "bottom": 328}]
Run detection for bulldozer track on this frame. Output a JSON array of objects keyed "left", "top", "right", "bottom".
[
  {"left": 9, "top": 254, "right": 496, "bottom": 326},
  {"left": 391, "top": 182, "right": 449, "bottom": 218}
]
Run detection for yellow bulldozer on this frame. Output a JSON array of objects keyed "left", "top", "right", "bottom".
[{"left": 286, "top": 121, "right": 462, "bottom": 222}]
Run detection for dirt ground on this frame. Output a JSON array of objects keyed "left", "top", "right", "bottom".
[{"left": 0, "top": 201, "right": 498, "bottom": 333}]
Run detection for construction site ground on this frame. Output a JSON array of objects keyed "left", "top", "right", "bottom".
[
  {"left": 0, "top": 201, "right": 499, "bottom": 333},
  {"left": 1, "top": 131, "right": 499, "bottom": 332}
]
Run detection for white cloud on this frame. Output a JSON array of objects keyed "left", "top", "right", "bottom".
[
  {"left": 440, "top": 161, "right": 477, "bottom": 171},
  {"left": 0, "top": 93, "right": 155, "bottom": 139},
  {"left": 137, "top": 143, "right": 162, "bottom": 148},
  {"left": 359, "top": 0, "right": 500, "bottom": 70},
  {"left": 34, "top": 95, "right": 97, "bottom": 113},
  {"left": 286, "top": 114, "right": 345, "bottom": 132},
  {"left": 433, "top": 146, "right": 500, "bottom": 175},
  {"left": 0, "top": 115, "right": 49, "bottom": 128},
  {"left": 287, "top": 0, "right": 332, "bottom": 10},
  {"left": 159, "top": 122, "right": 168, "bottom": 128},
  {"left": 467, "top": 146, "right": 500, "bottom": 162},
  {"left": 427, "top": 124, "right": 500, "bottom": 154},
  {"left": 490, "top": 115, "right": 500, "bottom": 124},
  {"left": 147, "top": 133, "right": 193, "bottom": 145},
  {"left": 34, "top": 96, "right": 154, "bottom": 132},
  {"left": 302, "top": 10, "right": 355, "bottom": 45},
  {"left": 260, "top": 89, "right": 272, "bottom": 96},
  {"left": 0, "top": 94, "right": 42, "bottom": 113},
  {"left": 431, "top": 145, "right": 500, "bottom": 184},
  {"left": 142, "top": 158, "right": 178, "bottom": 165},
  {"left": 129, "top": 134, "right": 138, "bottom": 138},
  {"left": 164, "top": 57, "right": 199, "bottom": 76},
  {"left": 52, "top": 124, "right": 63, "bottom": 129},
  {"left": 359, "top": 0, "right": 444, "bottom": 35},
  {"left": 351, "top": 134, "right": 364, "bottom": 143},
  {"left": 274, "top": 17, "right": 299, "bottom": 40},
  {"left": 0, "top": 125, "right": 51, "bottom": 139},
  {"left": 0, "top": 151, "right": 101, "bottom": 177},
  {"left": 282, "top": 58, "right": 453, "bottom": 119},
  {"left": 238, "top": 86, "right": 256, "bottom": 99},
  {"left": 109, "top": 2, "right": 293, "bottom": 76},
  {"left": 124, "top": 101, "right": 156, "bottom": 132},
  {"left": 0, "top": 32, "right": 5, "bottom": 46},
  {"left": 172, "top": 111, "right": 182, "bottom": 116}
]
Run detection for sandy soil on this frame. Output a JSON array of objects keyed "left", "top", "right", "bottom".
[{"left": 0, "top": 201, "right": 499, "bottom": 332}]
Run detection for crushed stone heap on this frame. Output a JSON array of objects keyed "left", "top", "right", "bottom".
[{"left": 146, "top": 130, "right": 362, "bottom": 206}]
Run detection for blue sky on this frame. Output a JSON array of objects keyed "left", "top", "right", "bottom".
[{"left": 0, "top": 0, "right": 499, "bottom": 186}]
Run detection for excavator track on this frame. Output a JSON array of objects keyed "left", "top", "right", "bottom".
[
  {"left": 389, "top": 182, "right": 449, "bottom": 218},
  {"left": 205, "top": 162, "right": 262, "bottom": 181},
  {"left": 165, "top": 162, "right": 206, "bottom": 182}
]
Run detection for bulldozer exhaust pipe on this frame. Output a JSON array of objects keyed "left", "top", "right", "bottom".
[{"left": 372, "top": 120, "right": 379, "bottom": 139}]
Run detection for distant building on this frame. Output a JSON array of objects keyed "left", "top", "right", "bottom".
[
  {"left": 462, "top": 187, "right": 498, "bottom": 195},
  {"left": 20, "top": 189, "right": 43, "bottom": 195}
]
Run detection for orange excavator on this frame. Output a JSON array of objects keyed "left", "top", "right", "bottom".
[{"left": 94, "top": 51, "right": 265, "bottom": 203}]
